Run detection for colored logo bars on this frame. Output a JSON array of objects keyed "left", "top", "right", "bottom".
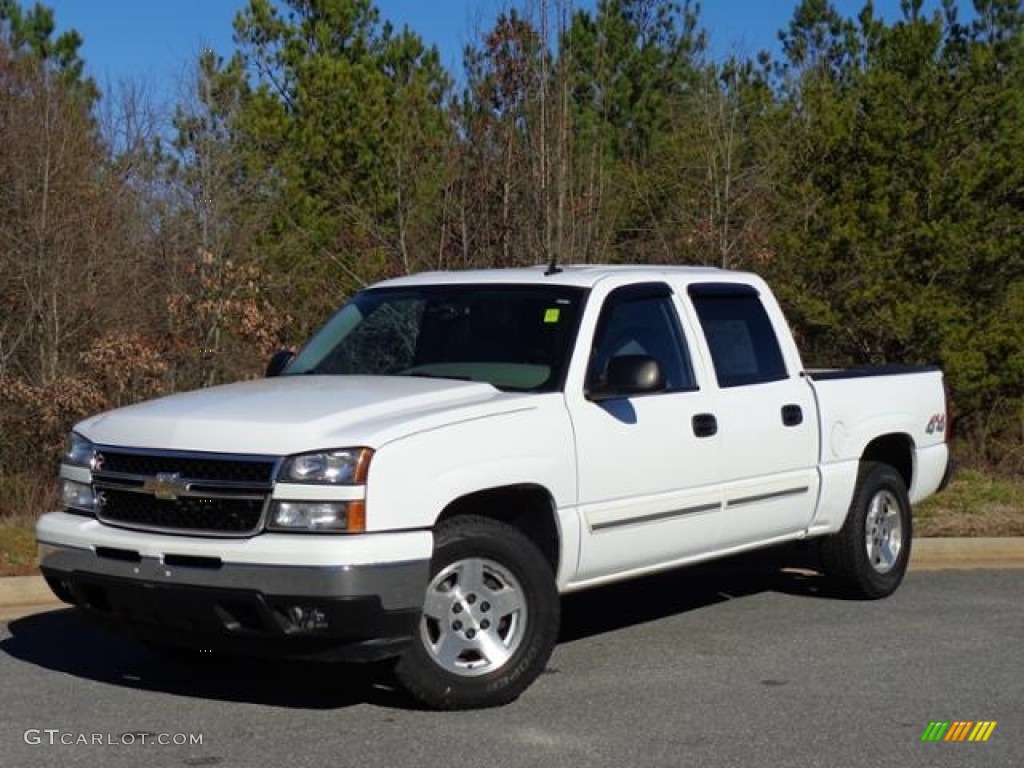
[{"left": 921, "top": 721, "right": 997, "bottom": 742}]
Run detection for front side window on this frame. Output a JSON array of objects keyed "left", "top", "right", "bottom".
[
  {"left": 287, "top": 285, "right": 586, "bottom": 392},
  {"left": 587, "top": 284, "right": 696, "bottom": 393}
]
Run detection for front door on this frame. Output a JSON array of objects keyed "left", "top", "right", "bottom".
[{"left": 568, "top": 282, "right": 725, "bottom": 585}]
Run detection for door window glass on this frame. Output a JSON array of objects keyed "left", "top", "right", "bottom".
[
  {"left": 689, "top": 285, "right": 787, "bottom": 387},
  {"left": 588, "top": 286, "right": 696, "bottom": 393}
]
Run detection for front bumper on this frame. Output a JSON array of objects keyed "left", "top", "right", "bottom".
[{"left": 37, "top": 512, "right": 432, "bottom": 662}]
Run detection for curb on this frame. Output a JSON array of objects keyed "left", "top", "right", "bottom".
[
  {"left": 0, "top": 574, "right": 59, "bottom": 607},
  {"left": 910, "top": 537, "right": 1024, "bottom": 570},
  {"left": 1, "top": 538, "right": 1022, "bottom": 611}
]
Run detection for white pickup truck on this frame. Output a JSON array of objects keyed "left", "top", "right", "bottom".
[{"left": 38, "top": 266, "right": 951, "bottom": 708}]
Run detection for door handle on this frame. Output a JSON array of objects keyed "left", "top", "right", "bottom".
[
  {"left": 692, "top": 413, "right": 718, "bottom": 438},
  {"left": 781, "top": 404, "right": 803, "bottom": 427}
]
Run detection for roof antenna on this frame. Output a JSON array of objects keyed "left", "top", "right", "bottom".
[{"left": 544, "top": 248, "right": 562, "bottom": 276}]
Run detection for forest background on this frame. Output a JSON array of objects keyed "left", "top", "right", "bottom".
[{"left": 1, "top": 0, "right": 1022, "bottom": 565}]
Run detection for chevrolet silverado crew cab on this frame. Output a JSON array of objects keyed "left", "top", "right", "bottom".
[{"left": 37, "top": 266, "right": 951, "bottom": 709}]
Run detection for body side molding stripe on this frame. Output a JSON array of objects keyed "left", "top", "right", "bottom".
[
  {"left": 726, "top": 486, "right": 810, "bottom": 509},
  {"left": 591, "top": 502, "right": 721, "bottom": 532}
]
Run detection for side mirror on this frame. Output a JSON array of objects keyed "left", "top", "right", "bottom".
[
  {"left": 589, "top": 354, "right": 665, "bottom": 401},
  {"left": 265, "top": 349, "right": 296, "bottom": 378}
]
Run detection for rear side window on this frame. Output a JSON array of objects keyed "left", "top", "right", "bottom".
[{"left": 689, "top": 284, "right": 787, "bottom": 388}]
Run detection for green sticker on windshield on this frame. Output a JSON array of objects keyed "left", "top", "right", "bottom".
[{"left": 544, "top": 308, "right": 560, "bottom": 323}]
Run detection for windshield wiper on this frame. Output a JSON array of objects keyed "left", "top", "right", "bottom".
[{"left": 401, "top": 371, "right": 473, "bottom": 382}]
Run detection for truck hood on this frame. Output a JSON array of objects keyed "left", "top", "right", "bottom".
[{"left": 77, "top": 375, "right": 529, "bottom": 455}]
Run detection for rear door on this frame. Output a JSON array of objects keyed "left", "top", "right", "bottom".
[{"left": 686, "top": 283, "right": 819, "bottom": 546}]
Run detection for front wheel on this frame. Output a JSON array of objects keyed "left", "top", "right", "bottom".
[
  {"left": 394, "top": 515, "right": 559, "bottom": 709},
  {"left": 820, "top": 461, "right": 913, "bottom": 599}
]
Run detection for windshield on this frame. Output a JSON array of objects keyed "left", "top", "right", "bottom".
[{"left": 286, "top": 284, "right": 587, "bottom": 392}]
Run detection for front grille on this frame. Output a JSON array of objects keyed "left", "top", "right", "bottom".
[
  {"left": 99, "top": 489, "right": 265, "bottom": 535},
  {"left": 91, "top": 448, "right": 277, "bottom": 537},
  {"left": 97, "top": 450, "right": 275, "bottom": 484}
]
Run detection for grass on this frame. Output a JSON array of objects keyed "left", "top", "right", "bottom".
[
  {"left": 0, "top": 521, "right": 38, "bottom": 577},
  {"left": 915, "top": 468, "right": 1024, "bottom": 537},
  {"left": 0, "top": 472, "right": 57, "bottom": 577},
  {"left": 0, "top": 467, "right": 1020, "bottom": 577}
]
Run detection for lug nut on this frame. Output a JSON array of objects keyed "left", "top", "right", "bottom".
[
  {"left": 466, "top": 629, "right": 476, "bottom": 639},
  {"left": 480, "top": 601, "right": 490, "bottom": 612},
  {"left": 480, "top": 620, "right": 490, "bottom": 630},
  {"left": 467, "top": 594, "right": 477, "bottom": 605},
  {"left": 453, "top": 603, "right": 463, "bottom": 614},
  {"left": 453, "top": 620, "right": 463, "bottom": 631}
]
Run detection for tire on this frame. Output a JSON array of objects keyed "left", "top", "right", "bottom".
[
  {"left": 820, "top": 461, "right": 912, "bottom": 599},
  {"left": 394, "top": 515, "right": 560, "bottom": 709}
]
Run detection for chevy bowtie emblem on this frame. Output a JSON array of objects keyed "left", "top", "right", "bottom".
[{"left": 144, "top": 472, "right": 189, "bottom": 501}]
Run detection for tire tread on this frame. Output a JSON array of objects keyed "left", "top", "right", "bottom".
[
  {"left": 394, "top": 514, "right": 559, "bottom": 709},
  {"left": 820, "top": 461, "right": 912, "bottom": 599}
]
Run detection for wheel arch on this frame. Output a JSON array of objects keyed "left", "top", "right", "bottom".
[
  {"left": 436, "top": 484, "right": 560, "bottom": 576},
  {"left": 860, "top": 433, "right": 914, "bottom": 491}
]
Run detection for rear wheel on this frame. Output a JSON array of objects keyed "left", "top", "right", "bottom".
[
  {"left": 395, "top": 515, "right": 559, "bottom": 709},
  {"left": 820, "top": 461, "right": 912, "bottom": 599}
]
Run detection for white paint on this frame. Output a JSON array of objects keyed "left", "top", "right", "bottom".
[{"left": 40, "top": 265, "right": 950, "bottom": 597}]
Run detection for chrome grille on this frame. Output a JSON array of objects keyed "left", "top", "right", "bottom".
[
  {"left": 96, "top": 450, "right": 274, "bottom": 484},
  {"left": 91, "top": 448, "right": 277, "bottom": 537},
  {"left": 99, "top": 490, "right": 265, "bottom": 534}
]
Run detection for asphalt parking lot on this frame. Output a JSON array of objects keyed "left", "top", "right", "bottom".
[{"left": 1, "top": 555, "right": 1020, "bottom": 768}]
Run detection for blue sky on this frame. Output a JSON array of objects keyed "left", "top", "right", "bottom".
[{"left": 47, "top": 1, "right": 975, "bottom": 105}]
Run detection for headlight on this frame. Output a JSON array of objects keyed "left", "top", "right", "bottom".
[
  {"left": 278, "top": 448, "right": 372, "bottom": 485},
  {"left": 268, "top": 501, "right": 365, "bottom": 532},
  {"left": 64, "top": 432, "right": 97, "bottom": 469},
  {"left": 61, "top": 479, "right": 97, "bottom": 514}
]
